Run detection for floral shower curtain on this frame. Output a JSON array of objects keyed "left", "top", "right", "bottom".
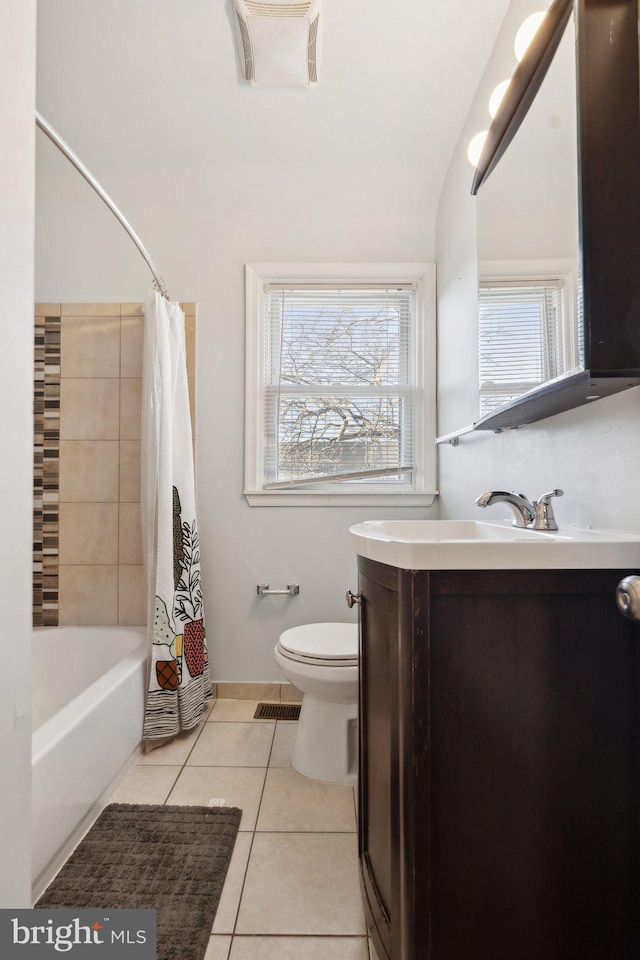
[{"left": 141, "top": 291, "right": 212, "bottom": 743}]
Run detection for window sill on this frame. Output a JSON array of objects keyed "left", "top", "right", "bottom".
[{"left": 244, "top": 490, "right": 439, "bottom": 507}]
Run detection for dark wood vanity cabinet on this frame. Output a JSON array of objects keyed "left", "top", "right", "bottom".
[{"left": 357, "top": 557, "right": 640, "bottom": 960}]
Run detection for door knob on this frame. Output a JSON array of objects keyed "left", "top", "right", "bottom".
[
  {"left": 616, "top": 575, "right": 640, "bottom": 621},
  {"left": 346, "top": 590, "right": 362, "bottom": 608}
]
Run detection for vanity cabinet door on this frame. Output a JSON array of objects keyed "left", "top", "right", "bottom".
[
  {"left": 425, "top": 568, "right": 640, "bottom": 960},
  {"left": 358, "top": 560, "right": 400, "bottom": 960}
]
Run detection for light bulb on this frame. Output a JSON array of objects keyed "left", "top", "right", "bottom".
[
  {"left": 514, "top": 11, "right": 546, "bottom": 62},
  {"left": 488, "top": 80, "right": 511, "bottom": 119},
  {"left": 467, "top": 131, "right": 488, "bottom": 168}
]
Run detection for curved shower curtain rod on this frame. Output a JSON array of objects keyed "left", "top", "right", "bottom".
[{"left": 35, "top": 111, "right": 169, "bottom": 300}]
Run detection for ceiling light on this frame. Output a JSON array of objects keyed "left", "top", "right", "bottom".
[
  {"left": 488, "top": 80, "right": 511, "bottom": 119},
  {"left": 514, "top": 11, "right": 546, "bottom": 62},
  {"left": 467, "top": 131, "right": 488, "bottom": 168}
]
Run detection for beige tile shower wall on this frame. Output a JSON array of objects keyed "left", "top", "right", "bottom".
[{"left": 34, "top": 302, "right": 196, "bottom": 627}]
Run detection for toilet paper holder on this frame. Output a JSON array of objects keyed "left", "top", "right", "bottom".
[{"left": 257, "top": 583, "right": 300, "bottom": 598}]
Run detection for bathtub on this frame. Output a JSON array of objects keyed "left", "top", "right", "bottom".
[{"left": 32, "top": 625, "right": 147, "bottom": 893}]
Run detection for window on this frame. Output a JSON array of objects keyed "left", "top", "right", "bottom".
[
  {"left": 478, "top": 262, "right": 578, "bottom": 417},
  {"left": 244, "top": 263, "right": 436, "bottom": 505}
]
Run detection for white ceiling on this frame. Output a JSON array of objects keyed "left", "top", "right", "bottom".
[{"left": 36, "top": 0, "right": 510, "bottom": 249}]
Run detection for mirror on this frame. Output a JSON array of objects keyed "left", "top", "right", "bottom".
[
  {"left": 476, "top": 14, "right": 581, "bottom": 417},
  {"left": 462, "top": 0, "right": 640, "bottom": 435}
]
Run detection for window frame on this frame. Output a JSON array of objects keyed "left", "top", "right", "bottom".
[
  {"left": 478, "top": 258, "right": 579, "bottom": 417},
  {"left": 244, "top": 262, "right": 437, "bottom": 506}
]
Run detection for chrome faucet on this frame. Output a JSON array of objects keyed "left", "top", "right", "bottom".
[
  {"left": 531, "top": 489, "right": 563, "bottom": 531},
  {"left": 475, "top": 489, "right": 563, "bottom": 531},
  {"left": 475, "top": 490, "right": 535, "bottom": 528}
]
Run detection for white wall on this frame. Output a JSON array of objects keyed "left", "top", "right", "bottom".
[
  {"left": 436, "top": 0, "right": 640, "bottom": 535},
  {"left": 35, "top": 0, "right": 509, "bottom": 680},
  {"left": 0, "top": 0, "right": 36, "bottom": 906}
]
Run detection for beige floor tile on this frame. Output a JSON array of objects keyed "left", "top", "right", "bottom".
[
  {"left": 61, "top": 315, "right": 121, "bottom": 378},
  {"left": 60, "top": 379, "right": 120, "bottom": 440},
  {"left": 167, "top": 766, "right": 267, "bottom": 831},
  {"left": 110, "top": 765, "right": 181, "bottom": 804},
  {"left": 235, "top": 833, "right": 365, "bottom": 935},
  {"left": 138, "top": 723, "right": 205, "bottom": 766},
  {"left": 59, "top": 441, "right": 119, "bottom": 502},
  {"left": 229, "top": 937, "right": 369, "bottom": 960},
  {"left": 59, "top": 502, "right": 119, "bottom": 564},
  {"left": 210, "top": 833, "right": 252, "bottom": 934},
  {"left": 204, "top": 936, "right": 232, "bottom": 960},
  {"left": 208, "top": 700, "right": 270, "bottom": 722},
  {"left": 257, "top": 767, "right": 356, "bottom": 833},
  {"left": 269, "top": 722, "right": 297, "bottom": 768},
  {"left": 187, "top": 722, "right": 275, "bottom": 767}
]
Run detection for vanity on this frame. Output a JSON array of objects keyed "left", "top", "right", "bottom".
[
  {"left": 349, "top": 0, "right": 640, "bottom": 951},
  {"left": 350, "top": 521, "right": 640, "bottom": 960}
]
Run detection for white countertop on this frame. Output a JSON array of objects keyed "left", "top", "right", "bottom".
[{"left": 349, "top": 520, "right": 640, "bottom": 570}]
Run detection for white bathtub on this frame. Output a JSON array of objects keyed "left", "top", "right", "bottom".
[{"left": 32, "top": 625, "right": 147, "bottom": 893}]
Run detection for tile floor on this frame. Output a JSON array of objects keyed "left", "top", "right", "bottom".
[{"left": 112, "top": 699, "right": 371, "bottom": 960}]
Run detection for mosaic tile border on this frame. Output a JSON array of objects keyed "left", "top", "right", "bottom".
[{"left": 33, "top": 313, "right": 61, "bottom": 626}]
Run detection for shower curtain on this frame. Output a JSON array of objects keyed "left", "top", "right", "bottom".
[{"left": 141, "top": 291, "right": 212, "bottom": 743}]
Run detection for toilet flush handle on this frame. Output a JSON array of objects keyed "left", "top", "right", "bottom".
[{"left": 346, "top": 590, "right": 362, "bottom": 608}]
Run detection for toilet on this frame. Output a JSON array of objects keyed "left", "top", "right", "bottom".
[{"left": 274, "top": 622, "right": 359, "bottom": 784}]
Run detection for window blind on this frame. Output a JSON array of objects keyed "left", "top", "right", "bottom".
[
  {"left": 264, "top": 285, "right": 415, "bottom": 484},
  {"left": 478, "top": 279, "right": 566, "bottom": 416}
]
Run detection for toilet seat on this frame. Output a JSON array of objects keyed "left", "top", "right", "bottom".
[{"left": 277, "top": 622, "right": 358, "bottom": 668}]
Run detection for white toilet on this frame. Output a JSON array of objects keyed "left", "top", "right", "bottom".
[{"left": 274, "top": 622, "right": 359, "bottom": 784}]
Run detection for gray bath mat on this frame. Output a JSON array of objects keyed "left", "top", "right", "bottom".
[{"left": 36, "top": 803, "right": 242, "bottom": 960}]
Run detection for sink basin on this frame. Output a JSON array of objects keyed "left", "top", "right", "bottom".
[{"left": 349, "top": 520, "right": 640, "bottom": 570}]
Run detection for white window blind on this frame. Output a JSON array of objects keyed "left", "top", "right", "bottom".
[
  {"left": 263, "top": 285, "right": 415, "bottom": 485},
  {"left": 478, "top": 279, "right": 566, "bottom": 416}
]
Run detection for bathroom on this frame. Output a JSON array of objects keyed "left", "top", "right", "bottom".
[{"left": 2, "top": 0, "right": 640, "bottom": 957}]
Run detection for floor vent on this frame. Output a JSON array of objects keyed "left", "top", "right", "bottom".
[{"left": 254, "top": 702, "right": 301, "bottom": 720}]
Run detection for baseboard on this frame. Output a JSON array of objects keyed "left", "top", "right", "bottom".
[{"left": 213, "top": 681, "right": 303, "bottom": 702}]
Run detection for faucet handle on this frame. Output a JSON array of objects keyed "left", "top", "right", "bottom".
[
  {"left": 532, "top": 489, "right": 563, "bottom": 531},
  {"left": 536, "top": 488, "right": 564, "bottom": 504}
]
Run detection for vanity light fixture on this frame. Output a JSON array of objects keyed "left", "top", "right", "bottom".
[
  {"left": 468, "top": 10, "right": 548, "bottom": 167},
  {"left": 488, "top": 79, "right": 511, "bottom": 119},
  {"left": 514, "top": 11, "right": 547, "bottom": 62},
  {"left": 467, "top": 130, "right": 489, "bottom": 168}
]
